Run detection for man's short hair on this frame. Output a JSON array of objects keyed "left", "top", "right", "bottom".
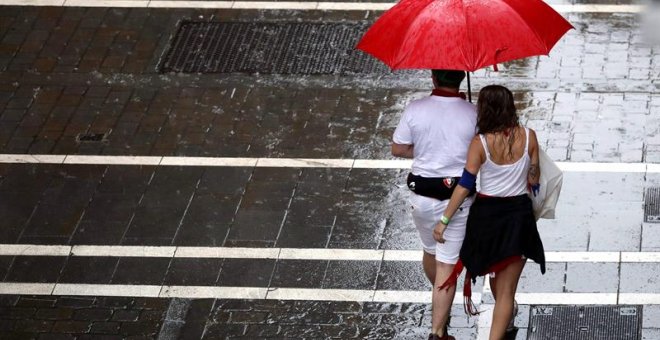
[{"left": 432, "top": 69, "right": 466, "bottom": 88}]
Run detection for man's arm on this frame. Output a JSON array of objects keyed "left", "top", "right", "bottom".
[{"left": 391, "top": 143, "right": 414, "bottom": 158}]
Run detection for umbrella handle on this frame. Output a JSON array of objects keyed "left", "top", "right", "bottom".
[{"left": 467, "top": 72, "right": 472, "bottom": 103}]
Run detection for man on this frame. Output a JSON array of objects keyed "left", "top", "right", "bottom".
[{"left": 392, "top": 69, "right": 476, "bottom": 340}]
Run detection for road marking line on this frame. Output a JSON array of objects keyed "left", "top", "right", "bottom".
[
  {"left": 0, "top": 0, "right": 644, "bottom": 12},
  {"left": 0, "top": 282, "right": 644, "bottom": 305},
  {"left": 278, "top": 248, "right": 383, "bottom": 261},
  {"left": 0, "top": 154, "right": 66, "bottom": 164},
  {"left": 352, "top": 159, "right": 410, "bottom": 169},
  {"left": 63, "top": 155, "right": 163, "bottom": 166},
  {"left": 0, "top": 245, "right": 71, "bottom": 256},
  {"left": 71, "top": 245, "right": 177, "bottom": 257},
  {"left": 256, "top": 158, "right": 355, "bottom": 168},
  {"left": 545, "top": 251, "right": 620, "bottom": 262},
  {"left": 621, "top": 252, "right": 660, "bottom": 262},
  {"left": 160, "top": 156, "right": 256, "bottom": 167},
  {"left": 161, "top": 286, "right": 268, "bottom": 299},
  {"left": 618, "top": 293, "right": 660, "bottom": 304},
  {"left": 266, "top": 287, "right": 375, "bottom": 301},
  {"left": 0, "top": 154, "right": 657, "bottom": 173},
  {"left": 148, "top": 0, "right": 234, "bottom": 8},
  {"left": 173, "top": 247, "right": 280, "bottom": 259},
  {"left": 64, "top": 0, "right": 149, "bottom": 6},
  {"left": 52, "top": 283, "right": 162, "bottom": 297},
  {"left": 1, "top": 245, "right": 656, "bottom": 263},
  {"left": 515, "top": 292, "right": 619, "bottom": 305},
  {"left": 382, "top": 250, "right": 419, "bottom": 261},
  {"left": 0, "top": 282, "right": 55, "bottom": 295}
]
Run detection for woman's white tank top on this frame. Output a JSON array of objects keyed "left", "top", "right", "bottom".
[{"left": 478, "top": 128, "right": 530, "bottom": 197}]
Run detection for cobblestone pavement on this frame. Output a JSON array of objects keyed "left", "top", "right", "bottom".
[{"left": 0, "top": 2, "right": 659, "bottom": 340}]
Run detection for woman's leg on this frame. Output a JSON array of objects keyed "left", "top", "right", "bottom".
[
  {"left": 432, "top": 261, "right": 456, "bottom": 336},
  {"left": 489, "top": 259, "right": 526, "bottom": 340}
]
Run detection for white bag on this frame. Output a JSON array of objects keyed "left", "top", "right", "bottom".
[{"left": 530, "top": 149, "right": 563, "bottom": 220}]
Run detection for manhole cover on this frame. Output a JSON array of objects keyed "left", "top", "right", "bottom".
[
  {"left": 645, "top": 187, "right": 660, "bottom": 222},
  {"left": 528, "top": 305, "right": 641, "bottom": 340},
  {"left": 160, "top": 21, "right": 388, "bottom": 74}
]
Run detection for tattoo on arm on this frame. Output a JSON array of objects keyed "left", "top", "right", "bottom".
[{"left": 529, "top": 163, "right": 540, "bottom": 181}]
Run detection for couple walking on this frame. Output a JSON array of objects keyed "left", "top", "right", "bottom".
[{"left": 392, "top": 70, "right": 546, "bottom": 340}]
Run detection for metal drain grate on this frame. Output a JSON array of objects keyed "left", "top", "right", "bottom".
[
  {"left": 645, "top": 187, "right": 660, "bottom": 222},
  {"left": 528, "top": 305, "right": 641, "bottom": 340},
  {"left": 160, "top": 22, "right": 388, "bottom": 74}
]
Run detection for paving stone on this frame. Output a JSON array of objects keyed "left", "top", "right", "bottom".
[
  {"left": 643, "top": 329, "right": 660, "bottom": 340},
  {"left": 322, "top": 260, "right": 379, "bottom": 290},
  {"left": 565, "top": 262, "right": 619, "bottom": 293},
  {"left": 119, "top": 321, "right": 161, "bottom": 336},
  {"left": 217, "top": 259, "right": 275, "bottom": 287},
  {"left": 517, "top": 262, "right": 565, "bottom": 293},
  {"left": 16, "top": 297, "right": 57, "bottom": 308},
  {"left": 643, "top": 305, "right": 660, "bottom": 329},
  {"left": 0, "top": 306, "right": 36, "bottom": 319},
  {"left": 162, "top": 258, "right": 223, "bottom": 286},
  {"left": 59, "top": 257, "right": 118, "bottom": 284},
  {"left": 269, "top": 260, "right": 327, "bottom": 289},
  {"left": 111, "top": 310, "right": 140, "bottom": 322},
  {"left": 620, "top": 263, "right": 660, "bottom": 293},
  {"left": 14, "top": 319, "right": 54, "bottom": 333},
  {"left": 55, "top": 297, "right": 94, "bottom": 308},
  {"left": 111, "top": 257, "right": 171, "bottom": 285},
  {"left": 51, "top": 320, "right": 90, "bottom": 333},
  {"left": 34, "top": 308, "right": 74, "bottom": 321},
  {"left": 89, "top": 321, "right": 121, "bottom": 334},
  {"left": 5, "top": 257, "right": 66, "bottom": 283},
  {"left": 72, "top": 308, "right": 113, "bottom": 322},
  {"left": 376, "top": 261, "right": 429, "bottom": 291},
  {"left": 202, "top": 323, "right": 247, "bottom": 338}
]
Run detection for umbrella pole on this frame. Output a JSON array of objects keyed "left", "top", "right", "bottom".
[{"left": 467, "top": 72, "right": 472, "bottom": 103}]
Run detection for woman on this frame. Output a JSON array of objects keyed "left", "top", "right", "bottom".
[{"left": 433, "top": 85, "right": 546, "bottom": 340}]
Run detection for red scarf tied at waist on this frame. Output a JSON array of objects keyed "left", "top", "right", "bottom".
[{"left": 438, "top": 255, "right": 523, "bottom": 316}]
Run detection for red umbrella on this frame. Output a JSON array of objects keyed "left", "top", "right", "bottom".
[{"left": 356, "top": 0, "right": 573, "bottom": 98}]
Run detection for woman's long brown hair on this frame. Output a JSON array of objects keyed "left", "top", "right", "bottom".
[{"left": 476, "top": 85, "right": 520, "bottom": 159}]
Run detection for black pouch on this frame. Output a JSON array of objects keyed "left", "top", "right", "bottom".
[{"left": 406, "top": 173, "right": 460, "bottom": 201}]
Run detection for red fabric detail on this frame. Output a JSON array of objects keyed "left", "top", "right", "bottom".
[
  {"left": 463, "top": 271, "right": 479, "bottom": 315},
  {"left": 476, "top": 193, "right": 492, "bottom": 198},
  {"left": 486, "top": 255, "right": 523, "bottom": 275},
  {"left": 438, "top": 260, "right": 464, "bottom": 291},
  {"left": 439, "top": 256, "right": 524, "bottom": 316},
  {"left": 431, "top": 89, "right": 467, "bottom": 100}
]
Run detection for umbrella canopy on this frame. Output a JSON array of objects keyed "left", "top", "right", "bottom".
[{"left": 356, "top": 0, "right": 573, "bottom": 71}]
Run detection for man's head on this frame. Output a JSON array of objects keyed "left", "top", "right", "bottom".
[{"left": 432, "top": 69, "right": 466, "bottom": 89}]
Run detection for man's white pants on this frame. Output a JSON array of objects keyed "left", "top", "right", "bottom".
[{"left": 409, "top": 193, "right": 472, "bottom": 264}]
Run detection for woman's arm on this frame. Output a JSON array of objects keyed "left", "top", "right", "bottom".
[
  {"left": 527, "top": 129, "right": 540, "bottom": 188},
  {"left": 433, "top": 136, "right": 485, "bottom": 243}
]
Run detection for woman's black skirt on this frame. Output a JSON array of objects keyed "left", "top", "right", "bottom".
[{"left": 460, "top": 194, "right": 546, "bottom": 278}]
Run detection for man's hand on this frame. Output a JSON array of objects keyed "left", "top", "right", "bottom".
[{"left": 433, "top": 223, "right": 447, "bottom": 243}]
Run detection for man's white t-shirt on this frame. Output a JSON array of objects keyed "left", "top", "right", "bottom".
[{"left": 393, "top": 95, "right": 477, "bottom": 178}]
